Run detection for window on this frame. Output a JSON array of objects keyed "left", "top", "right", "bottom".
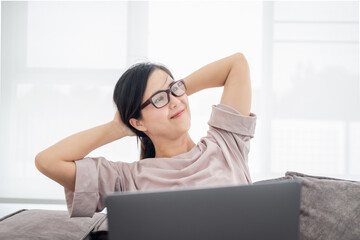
[
  {"left": 269, "top": 1, "right": 359, "bottom": 178},
  {"left": 0, "top": 1, "right": 359, "bottom": 218},
  {"left": 0, "top": 2, "right": 134, "bottom": 203}
]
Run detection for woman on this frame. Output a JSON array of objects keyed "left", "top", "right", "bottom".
[{"left": 35, "top": 53, "right": 256, "bottom": 217}]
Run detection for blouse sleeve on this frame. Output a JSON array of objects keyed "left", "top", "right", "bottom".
[
  {"left": 64, "top": 157, "right": 124, "bottom": 217},
  {"left": 208, "top": 104, "right": 256, "bottom": 137},
  {"left": 207, "top": 104, "right": 257, "bottom": 164}
]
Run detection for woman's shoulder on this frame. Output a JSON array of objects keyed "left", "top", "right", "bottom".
[
  {"left": 211, "top": 103, "right": 256, "bottom": 117},
  {"left": 207, "top": 103, "right": 256, "bottom": 137}
]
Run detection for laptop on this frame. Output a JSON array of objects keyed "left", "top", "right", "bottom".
[{"left": 105, "top": 181, "right": 301, "bottom": 240}]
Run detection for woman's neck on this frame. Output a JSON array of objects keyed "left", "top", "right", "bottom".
[{"left": 153, "top": 133, "right": 195, "bottom": 158}]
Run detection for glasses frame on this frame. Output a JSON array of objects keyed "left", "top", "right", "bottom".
[{"left": 140, "top": 79, "right": 187, "bottom": 109}]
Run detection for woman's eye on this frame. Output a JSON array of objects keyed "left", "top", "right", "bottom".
[
  {"left": 172, "top": 86, "right": 178, "bottom": 92},
  {"left": 154, "top": 96, "right": 164, "bottom": 104}
]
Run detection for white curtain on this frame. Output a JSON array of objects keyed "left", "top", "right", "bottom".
[{"left": 0, "top": 1, "right": 359, "bottom": 209}]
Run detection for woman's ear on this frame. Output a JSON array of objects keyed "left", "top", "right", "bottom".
[{"left": 129, "top": 118, "right": 147, "bottom": 132}]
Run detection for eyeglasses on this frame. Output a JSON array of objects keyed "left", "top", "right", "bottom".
[{"left": 140, "top": 79, "right": 187, "bottom": 109}]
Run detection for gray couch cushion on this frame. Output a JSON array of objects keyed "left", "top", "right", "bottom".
[
  {"left": 0, "top": 209, "right": 106, "bottom": 240},
  {"left": 257, "top": 171, "right": 360, "bottom": 240}
]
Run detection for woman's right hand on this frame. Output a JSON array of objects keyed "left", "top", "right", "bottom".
[{"left": 112, "top": 110, "right": 136, "bottom": 137}]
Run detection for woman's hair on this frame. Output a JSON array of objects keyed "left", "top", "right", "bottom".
[{"left": 113, "top": 62, "right": 174, "bottom": 160}]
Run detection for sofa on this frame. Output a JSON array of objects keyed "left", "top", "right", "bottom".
[{"left": 0, "top": 171, "right": 359, "bottom": 240}]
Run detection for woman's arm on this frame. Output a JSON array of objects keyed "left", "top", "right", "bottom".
[
  {"left": 183, "top": 53, "right": 251, "bottom": 116},
  {"left": 35, "top": 111, "right": 133, "bottom": 192}
]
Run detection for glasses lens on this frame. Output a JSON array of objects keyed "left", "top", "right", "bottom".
[
  {"left": 171, "top": 81, "right": 186, "bottom": 96},
  {"left": 151, "top": 91, "right": 168, "bottom": 108}
]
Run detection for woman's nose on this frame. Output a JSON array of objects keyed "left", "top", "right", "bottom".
[{"left": 168, "top": 93, "right": 181, "bottom": 109}]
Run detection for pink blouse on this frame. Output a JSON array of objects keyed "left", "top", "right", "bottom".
[{"left": 65, "top": 104, "right": 257, "bottom": 217}]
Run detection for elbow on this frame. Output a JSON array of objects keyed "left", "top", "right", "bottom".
[
  {"left": 35, "top": 152, "right": 49, "bottom": 174},
  {"left": 35, "top": 152, "right": 43, "bottom": 172},
  {"left": 230, "top": 52, "right": 250, "bottom": 75},
  {"left": 230, "top": 52, "right": 249, "bottom": 74},
  {"left": 233, "top": 52, "right": 247, "bottom": 63},
  {"left": 35, "top": 152, "right": 76, "bottom": 192}
]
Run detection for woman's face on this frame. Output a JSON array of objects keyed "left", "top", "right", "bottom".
[{"left": 135, "top": 68, "right": 191, "bottom": 142}]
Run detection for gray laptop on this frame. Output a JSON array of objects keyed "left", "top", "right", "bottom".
[{"left": 105, "top": 181, "right": 301, "bottom": 240}]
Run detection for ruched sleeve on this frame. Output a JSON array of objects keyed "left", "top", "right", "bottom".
[
  {"left": 206, "top": 104, "right": 256, "bottom": 175},
  {"left": 64, "top": 157, "right": 124, "bottom": 217},
  {"left": 208, "top": 104, "right": 256, "bottom": 138}
]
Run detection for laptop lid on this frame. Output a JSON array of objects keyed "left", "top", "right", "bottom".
[{"left": 105, "top": 181, "right": 301, "bottom": 240}]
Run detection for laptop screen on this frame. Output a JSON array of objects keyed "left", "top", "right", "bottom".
[{"left": 106, "top": 181, "right": 301, "bottom": 240}]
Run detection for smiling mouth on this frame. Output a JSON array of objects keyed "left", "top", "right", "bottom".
[{"left": 171, "top": 109, "right": 185, "bottom": 119}]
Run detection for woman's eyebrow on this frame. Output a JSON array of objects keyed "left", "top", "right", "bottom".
[
  {"left": 167, "top": 76, "right": 175, "bottom": 87},
  {"left": 167, "top": 77, "right": 176, "bottom": 88},
  {"left": 147, "top": 75, "right": 173, "bottom": 99},
  {"left": 158, "top": 75, "right": 172, "bottom": 90}
]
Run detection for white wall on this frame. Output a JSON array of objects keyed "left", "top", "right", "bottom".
[{"left": 0, "top": 1, "right": 359, "bottom": 216}]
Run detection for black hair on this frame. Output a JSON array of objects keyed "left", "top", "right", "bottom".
[{"left": 113, "top": 62, "right": 174, "bottom": 159}]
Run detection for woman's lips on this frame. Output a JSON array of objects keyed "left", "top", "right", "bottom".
[{"left": 171, "top": 109, "right": 185, "bottom": 119}]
